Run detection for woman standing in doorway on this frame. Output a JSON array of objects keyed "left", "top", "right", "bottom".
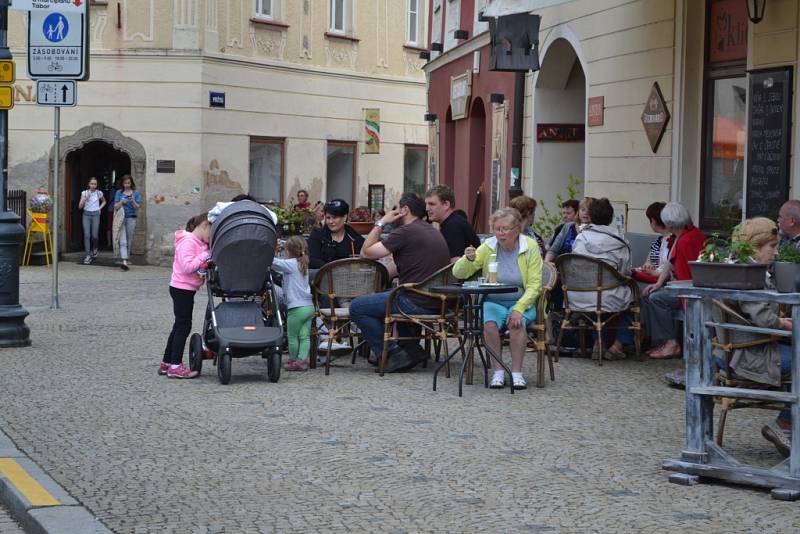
[
  {"left": 114, "top": 174, "right": 141, "bottom": 271},
  {"left": 78, "top": 177, "right": 106, "bottom": 265}
]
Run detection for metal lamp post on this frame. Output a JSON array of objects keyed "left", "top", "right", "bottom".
[{"left": 0, "top": 1, "right": 31, "bottom": 347}]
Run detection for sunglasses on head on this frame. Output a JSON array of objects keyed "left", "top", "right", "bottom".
[{"left": 324, "top": 200, "right": 344, "bottom": 211}]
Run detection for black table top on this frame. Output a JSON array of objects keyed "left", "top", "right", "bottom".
[{"left": 429, "top": 283, "right": 518, "bottom": 295}]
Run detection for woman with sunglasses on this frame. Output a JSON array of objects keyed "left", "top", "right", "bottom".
[{"left": 308, "top": 199, "right": 365, "bottom": 269}]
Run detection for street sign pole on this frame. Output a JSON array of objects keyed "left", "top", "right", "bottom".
[
  {"left": 51, "top": 105, "right": 59, "bottom": 309},
  {"left": 0, "top": 0, "right": 31, "bottom": 346}
]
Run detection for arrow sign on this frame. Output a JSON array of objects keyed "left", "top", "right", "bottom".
[
  {"left": 36, "top": 80, "right": 77, "bottom": 107},
  {"left": 11, "top": 0, "right": 88, "bottom": 13}
]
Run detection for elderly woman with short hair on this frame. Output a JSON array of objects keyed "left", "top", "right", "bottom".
[
  {"left": 641, "top": 202, "right": 706, "bottom": 358},
  {"left": 453, "top": 207, "right": 543, "bottom": 390}
]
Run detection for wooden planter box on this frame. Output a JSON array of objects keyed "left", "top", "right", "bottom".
[{"left": 689, "top": 262, "right": 767, "bottom": 290}]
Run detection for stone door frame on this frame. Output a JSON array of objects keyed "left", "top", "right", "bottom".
[{"left": 49, "top": 123, "right": 147, "bottom": 257}]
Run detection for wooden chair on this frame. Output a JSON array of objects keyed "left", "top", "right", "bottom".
[
  {"left": 527, "top": 261, "right": 558, "bottom": 387},
  {"left": 310, "top": 258, "right": 389, "bottom": 375},
  {"left": 378, "top": 264, "right": 462, "bottom": 376},
  {"left": 711, "top": 299, "right": 792, "bottom": 446},
  {"left": 554, "top": 254, "right": 641, "bottom": 366}
]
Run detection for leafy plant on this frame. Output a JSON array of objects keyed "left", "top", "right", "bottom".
[
  {"left": 532, "top": 174, "right": 583, "bottom": 240},
  {"left": 349, "top": 206, "right": 372, "bottom": 222},
  {"left": 271, "top": 204, "right": 310, "bottom": 235},
  {"left": 778, "top": 246, "right": 800, "bottom": 263},
  {"left": 697, "top": 233, "right": 755, "bottom": 264}
]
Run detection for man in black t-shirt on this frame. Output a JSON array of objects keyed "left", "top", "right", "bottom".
[
  {"left": 351, "top": 192, "right": 450, "bottom": 372},
  {"left": 425, "top": 185, "right": 481, "bottom": 262}
]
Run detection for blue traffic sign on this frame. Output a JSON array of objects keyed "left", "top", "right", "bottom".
[{"left": 43, "top": 13, "right": 69, "bottom": 43}]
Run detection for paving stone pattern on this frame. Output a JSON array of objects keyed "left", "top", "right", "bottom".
[
  {"left": 0, "top": 263, "right": 798, "bottom": 533},
  {"left": 0, "top": 504, "right": 25, "bottom": 534}
]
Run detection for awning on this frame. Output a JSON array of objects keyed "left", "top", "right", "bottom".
[{"left": 482, "top": 0, "right": 576, "bottom": 17}]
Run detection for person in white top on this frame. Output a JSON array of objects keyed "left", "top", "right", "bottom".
[
  {"left": 271, "top": 236, "right": 315, "bottom": 372},
  {"left": 78, "top": 177, "right": 106, "bottom": 264}
]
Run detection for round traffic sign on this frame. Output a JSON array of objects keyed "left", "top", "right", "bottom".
[{"left": 43, "top": 13, "right": 69, "bottom": 43}]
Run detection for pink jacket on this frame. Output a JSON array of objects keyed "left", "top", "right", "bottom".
[{"left": 170, "top": 230, "right": 209, "bottom": 291}]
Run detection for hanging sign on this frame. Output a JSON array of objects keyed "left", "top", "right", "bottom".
[
  {"left": 641, "top": 82, "right": 670, "bottom": 153},
  {"left": 28, "top": 9, "right": 89, "bottom": 80},
  {"left": 11, "top": 0, "right": 88, "bottom": 13}
]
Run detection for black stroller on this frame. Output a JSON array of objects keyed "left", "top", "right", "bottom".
[{"left": 188, "top": 201, "right": 284, "bottom": 384}]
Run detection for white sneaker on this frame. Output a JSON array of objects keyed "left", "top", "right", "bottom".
[
  {"left": 512, "top": 374, "right": 527, "bottom": 390},
  {"left": 489, "top": 373, "right": 505, "bottom": 389}
]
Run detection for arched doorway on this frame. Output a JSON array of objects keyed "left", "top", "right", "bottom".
[
  {"left": 65, "top": 142, "right": 131, "bottom": 252},
  {"left": 533, "top": 36, "right": 586, "bottom": 207},
  {"left": 50, "top": 123, "right": 147, "bottom": 257},
  {"left": 468, "top": 98, "right": 486, "bottom": 229}
]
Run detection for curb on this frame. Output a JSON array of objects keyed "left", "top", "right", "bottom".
[{"left": 0, "top": 430, "right": 112, "bottom": 534}]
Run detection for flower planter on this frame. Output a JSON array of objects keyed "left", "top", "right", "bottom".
[
  {"left": 349, "top": 221, "right": 374, "bottom": 234},
  {"left": 774, "top": 261, "right": 800, "bottom": 293},
  {"left": 689, "top": 261, "right": 767, "bottom": 290}
]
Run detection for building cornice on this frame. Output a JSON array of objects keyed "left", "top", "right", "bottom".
[{"left": 423, "top": 32, "right": 490, "bottom": 74}]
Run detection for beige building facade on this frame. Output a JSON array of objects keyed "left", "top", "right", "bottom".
[
  {"left": 7, "top": 0, "right": 430, "bottom": 263},
  {"left": 425, "top": 0, "right": 799, "bottom": 234}
]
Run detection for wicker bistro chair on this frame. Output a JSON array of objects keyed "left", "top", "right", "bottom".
[
  {"left": 310, "top": 258, "right": 390, "bottom": 375},
  {"left": 378, "top": 264, "right": 462, "bottom": 377},
  {"left": 554, "top": 254, "right": 642, "bottom": 366},
  {"left": 711, "top": 299, "right": 792, "bottom": 446},
  {"left": 527, "top": 261, "right": 558, "bottom": 387}
]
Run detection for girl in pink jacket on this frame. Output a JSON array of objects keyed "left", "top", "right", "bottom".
[{"left": 159, "top": 214, "right": 212, "bottom": 379}]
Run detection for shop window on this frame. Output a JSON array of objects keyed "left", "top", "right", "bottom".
[
  {"left": 700, "top": 0, "right": 747, "bottom": 228},
  {"left": 327, "top": 142, "right": 356, "bottom": 206},
  {"left": 404, "top": 145, "right": 428, "bottom": 197},
  {"left": 249, "top": 138, "right": 284, "bottom": 204}
]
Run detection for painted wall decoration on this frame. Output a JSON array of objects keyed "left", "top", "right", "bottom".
[{"left": 363, "top": 108, "right": 381, "bottom": 154}]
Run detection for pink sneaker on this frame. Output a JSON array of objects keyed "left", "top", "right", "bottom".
[
  {"left": 158, "top": 362, "right": 169, "bottom": 375},
  {"left": 167, "top": 363, "right": 198, "bottom": 379},
  {"left": 296, "top": 361, "right": 308, "bottom": 371},
  {"left": 285, "top": 360, "right": 300, "bottom": 371}
]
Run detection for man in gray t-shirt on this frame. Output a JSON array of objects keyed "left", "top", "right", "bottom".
[{"left": 350, "top": 193, "right": 450, "bottom": 372}]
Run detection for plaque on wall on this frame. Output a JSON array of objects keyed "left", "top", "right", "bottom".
[
  {"left": 641, "top": 82, "right": 670, "bottom": 153},
  {"left": 450, "top": 71, "right": 472, "bottom": 120},
  {"left": 156, "top": 160, "right": 176, "bottom": 173},
  {"left": 746, "top": 67, "right": 793, "bottom": 219}
]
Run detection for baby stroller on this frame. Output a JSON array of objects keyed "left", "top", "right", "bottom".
[{"left": 188, "top": 201, "right": 284, "bottom": 384}]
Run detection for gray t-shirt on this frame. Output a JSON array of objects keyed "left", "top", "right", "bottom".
[{"left": 487, "top": 245, "right": 523, "bottom": 303}]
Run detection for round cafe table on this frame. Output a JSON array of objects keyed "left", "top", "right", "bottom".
[{"left": 429, "top": 283, "right": 518, "bottom": 397}]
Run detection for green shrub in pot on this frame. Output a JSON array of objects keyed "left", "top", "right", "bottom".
[
  {"left": 691, "top": 234, "right": 765, "bottom": 290},
  {"left": 774, "top": 246, "right": 800, "bottom": 293}
]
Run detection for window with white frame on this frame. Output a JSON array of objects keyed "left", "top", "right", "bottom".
[
  {"left": 407, "top": 0, "right": 420, "bottom": 45},
  {"left": 256, "top": 0, "right": 273, "bottom": 19},
  {"left": 330, "top": 0, "right": 346, "bottom": 32}
]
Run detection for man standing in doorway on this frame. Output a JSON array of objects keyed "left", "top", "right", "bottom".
[
  {"left": 425, "top": 185, "right": 481, "bottom": 262},
  {"left": 351, "top": 192, "right": 451, "bottom": 372},
  {"left": 778, "top": 200, "right": 800, "bottom": 251}
]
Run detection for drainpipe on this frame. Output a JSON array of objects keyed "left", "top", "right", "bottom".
[{"left": 509, "top": 71, "right": 525, "bottom": 199}]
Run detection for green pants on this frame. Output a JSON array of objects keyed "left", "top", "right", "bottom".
[{"left": 286, "top": 305, "right": 315, "bottom": 361}]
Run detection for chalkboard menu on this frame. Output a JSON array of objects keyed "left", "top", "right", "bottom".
[{"left": 746, "top": 67, "right": 793, "bottom": 219}]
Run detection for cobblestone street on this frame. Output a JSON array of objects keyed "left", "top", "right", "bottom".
[{"left": 0, "top": 263, "right": 798, "bottom": 533}]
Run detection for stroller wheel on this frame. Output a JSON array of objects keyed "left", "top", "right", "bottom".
[
  {"left": 267, "top": 351, "right": 281, "bottom": 383},
  {"left": 189, "top": 334, "right": 204, "bottom": 375},
  {"left": 217, "top": 350, "right": 232, "bottom": 385}
]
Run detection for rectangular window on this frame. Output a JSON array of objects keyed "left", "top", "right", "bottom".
[
  {"left": 699, "top": 0, "right": 748, "bottom": 228},
  {"left": 407, "top": 0, "right": 418, "bottom": 44},
  {"left": 249, "top": 138, "right": 283, "bottom": 204},
  {"left": 330, "top": 0, "right": 345, "bottom": 32},
  {"left": 327, "top": 142, "right": 356, "bottom": 206},
  {"left": 256, "top": 0, "right": 272, "bottom": 18},
  {"left": 404, "top": 145, "right": 428, "bottom": 198}
]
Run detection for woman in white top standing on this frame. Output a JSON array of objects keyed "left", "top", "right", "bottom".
[{"left": 78, "top": 177, "right": 106, "bottom": 265}]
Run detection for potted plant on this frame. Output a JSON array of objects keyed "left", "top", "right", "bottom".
[
  {"left": 774, "top": 246, "right": 800, "bottom": 293},
  {"left": 348, "top": 206, "right": 373, "bottom": 234},
  {"left": 273, "top": 205, "right": 307, "bottom": 236},
  {"left": 689, "top": 234, "right": 767, "bottom": 290}
]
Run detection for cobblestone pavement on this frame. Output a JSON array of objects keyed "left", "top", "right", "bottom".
[
  {"left": 0, "top": 263, "right": 798, "bottom": 533},
  {"left": 0, "top": 504, "right": 24, "bottom": 534}
]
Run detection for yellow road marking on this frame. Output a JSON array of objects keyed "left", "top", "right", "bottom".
[{"left": 0, "top": 458, "right": 60, "bottom": 506}]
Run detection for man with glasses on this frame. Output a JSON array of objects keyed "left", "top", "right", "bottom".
[
  {"left": 777, "top": 200, "right": 800, "bottom": 252},
  {"left": 425, "top": 184, "right": 481, "bottom": 262},
  {"left": 351, "top": 192, "right": 451, "bottom": 372}
]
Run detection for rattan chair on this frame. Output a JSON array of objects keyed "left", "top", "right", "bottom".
[
  {"left": 554, "top": 253, "right": 641, "bottom": 366},
  {"left": 310, "top": 258, "right": 389, "bottom": 375},
  {"left": 711, "top": 299, "right": 792, "bottom": 446},
  {"left": 527, "top": 261, "right": 558, "bottom": 387},
  {"left": 378, "top": 264, "right": 462, "bottom": 376}
]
